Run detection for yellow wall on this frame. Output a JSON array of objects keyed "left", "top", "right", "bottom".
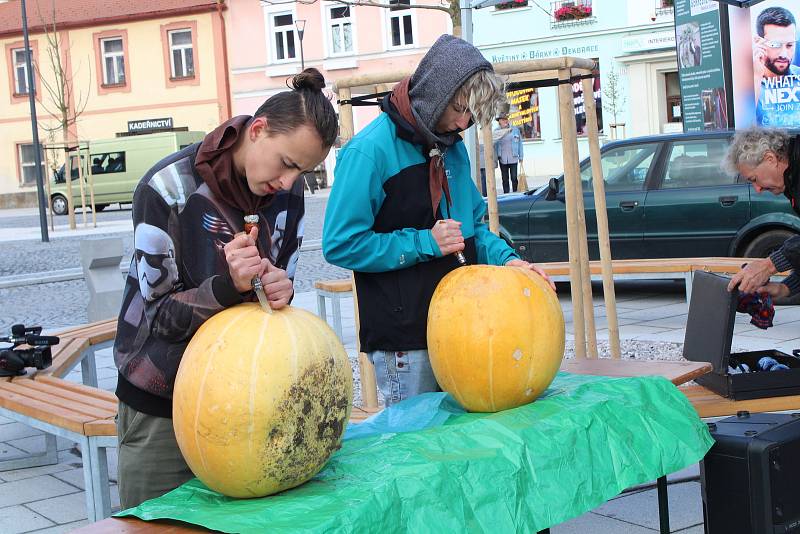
[{"left": 0, "top": 11, "right": 222, "bottom": 197}]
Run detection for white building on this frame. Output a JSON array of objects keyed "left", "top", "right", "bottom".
[{"left": 472, "top": 0, "right": 681, "bottom": 181}]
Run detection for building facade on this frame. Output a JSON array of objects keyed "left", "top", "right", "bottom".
[
  {"left": 0, "top": 0, "right": 231, "bottom": 206},
  {"left": 227, "top": 0, "right": 452, "bottom": 182},
  {"left": 472, "top": 0, "right": 680, "bottom": 181}
]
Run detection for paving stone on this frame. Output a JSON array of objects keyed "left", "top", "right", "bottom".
[
  {"left": 551, "top": 511, "right": 657, "bottom": 533},
  {"left": 0, "top": 504, "right": 54, "bottom": 533},
  {"left": 0, "top": 475, "right": 76, "bottom": 508},
  {"left": 28, "top": 519, "right": 90, "bottom": 534},
  {"left": 591, "top": 481, "right": 704, "bottom": 532},
  {"left": 26, "top": 491, "right": 88, "bottom": 524},
  {"left": 50, "top": 469, "right": 85, "bottom": 491},
  {"left": 0, "top": 423, "right": 42, "bottom": 442},
  {"left": 0, "top": 463, "right": 72, "bottom": 483},
  {"left": 8, "top": 435, "right": 74, "bottom": 455}
]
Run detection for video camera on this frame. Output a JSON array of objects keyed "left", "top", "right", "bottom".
[{"left": 0, "top": 324, "right": 59, "bottom": 377}]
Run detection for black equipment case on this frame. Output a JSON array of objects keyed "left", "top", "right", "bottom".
[
  {"left": 702, "top": 411, "right": 800, "bottom": 534},
  {"left": 683, "top": 271, "right": 800, "bottom": 400}
]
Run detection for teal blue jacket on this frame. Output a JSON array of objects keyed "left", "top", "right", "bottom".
[{"left": 322, "top": 102, "right": 518, "bottom": 351}]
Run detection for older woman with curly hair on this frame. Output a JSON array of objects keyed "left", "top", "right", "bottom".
[{"left": 722, "top": 126, "right": 800, "bottom": 297}]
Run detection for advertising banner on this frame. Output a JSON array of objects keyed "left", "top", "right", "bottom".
[
  {"left": 674, "top": 0, "right": 730, "bottom": 131},
  {"left": 729, "top": 1, "right": 800, "bottom": 128}
]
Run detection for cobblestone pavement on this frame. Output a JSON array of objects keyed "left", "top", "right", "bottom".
[{"left": 0, "top": 192, "right": 348, "bottom": 334}]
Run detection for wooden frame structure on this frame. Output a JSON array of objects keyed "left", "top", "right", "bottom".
[{"left": 333, "top": 57, "right": 622, "bottom": 406}]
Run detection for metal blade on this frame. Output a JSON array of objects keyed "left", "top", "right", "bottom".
[{"left": 252, "top": 277, "right": 273, "bottom": 314}]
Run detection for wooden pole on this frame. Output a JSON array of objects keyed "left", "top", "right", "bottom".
[
  {"left": 583, "top": 77, "right": 621, "bottom": 358},
  {"left": 75, "top": 148, "right": 88, "bottom": 228},
  {"left": 338, "top": 87, "right": 354, "bottom": 144},
  {"left": 43, "top": 146, "right": 54, "bottom": 232},
  {"left": 557, "top": 68, "right": 587, "bottom": 359},
  {"left": 473, "top": 127, "right": 482, "bottom": 194},
  {"left": 481, "top": 123, "right": 500, "bottom": 235},
  {"left": 85, "top": 142, "right": 97, "bottom": 228},
  {"left": 571, "top": 144, "right": 598, "bottom": 359}
]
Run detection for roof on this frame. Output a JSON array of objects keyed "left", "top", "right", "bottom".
[{"left": 0, "top": 0, "right": 221, "bottom": 38}]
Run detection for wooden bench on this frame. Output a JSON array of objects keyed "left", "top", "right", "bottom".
[
  {"left": 314, "top": 278, "right": 353, "bottom": 341},
  {"left": 38, "top": 318, "right": 118, "bottom": 386},
  {"left": 0, "top": 374, "right": 117, "bottom": 521},
  {"left": 537, "top": 257, "right": 789, "bottom": 303}
]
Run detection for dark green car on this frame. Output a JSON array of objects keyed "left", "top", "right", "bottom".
[{"left": 498, "top": 131, "right": 800, "bottom": 262}]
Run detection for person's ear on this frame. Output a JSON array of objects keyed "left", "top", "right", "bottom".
[{"left": 250, "top": 116, "right": 270, "bottom": 140}]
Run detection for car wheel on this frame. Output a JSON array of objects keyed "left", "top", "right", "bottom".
[
  {"left": 741, "top": 229, "right": 796, "bottom": 258},
  {"left": 51, "top": 194, "right": 68, "bottom": 216}
]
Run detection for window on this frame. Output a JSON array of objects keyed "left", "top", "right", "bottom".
[
  {"left": 389, "top": 0, "right": 414, "bottom": 48},
  {"left": 662, "top": 140, "right": 731, "bottom": 189},
  {"left": 503, "top": 83, "right": 541, "bottom": 139},
  {"left": 273, "top": 13, "right": 296, "bottom": 61},
  {"left": 328, "top": 5, "right": 353, "bottom": 55},
  {"left": 101, "top": 37, "right": 125, "bottom": 85},
  {"left": 579, "top": 143, "right": 657, "bottom": 192},
  {"left": 18, "top": 143, "right": 45, "bottom": 187},
  {"left": 169, "top": 29, "right": 194, "bottom": 78},
  {"left": 90, "top": 152, "right": 126, "bottom": 175},
  {"left": 12, "top": 48, "right": 32, "bottom": 95}
]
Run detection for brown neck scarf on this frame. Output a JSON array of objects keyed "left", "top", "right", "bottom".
[
  {"left": 390, "top": 78, "right": 452, "bottom": 216},
  {"left": 194, "top": 115, "right": 270, "bottom": 216}
]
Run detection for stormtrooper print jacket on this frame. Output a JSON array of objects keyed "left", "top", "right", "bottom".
[{"left": 113, "top": 143, "right": 304, "bottom": 418}]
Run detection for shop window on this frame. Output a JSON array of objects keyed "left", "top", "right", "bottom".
[
  {"left": 502, "top": 83, "right": 542, "bottom": 140},
  {"left": 18, "top": 143, "right": 45, "bottom": 187},
  {"left": 169, "top": 29, "right": 194, "bottom": 78},
  {"left": 328, "top": 5, "right": 353, "bottom": 55},
  {"left": 272, "top": 13, "right": 297, "bottom": 61},
  {"left": 388, "top": 0, "right": 414, "bottom": 48}
]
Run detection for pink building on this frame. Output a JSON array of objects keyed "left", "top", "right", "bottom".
[{"left": 227, "top": 0, "right": 451, "bottom": 181}]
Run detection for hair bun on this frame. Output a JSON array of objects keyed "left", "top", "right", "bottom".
[{"left": 292, "top": 68, "right": 326, "bottom": 92}]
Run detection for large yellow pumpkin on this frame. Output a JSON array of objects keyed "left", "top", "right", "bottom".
[
  {"left": 173, "top": 303, "right": 353, "bottom": 498},
  {"left": 427, "top": 265, "right": 565, "bottom": 412}
]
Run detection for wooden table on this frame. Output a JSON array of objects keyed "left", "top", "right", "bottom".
[
  {"left": 561, "top": 358, "right": 712, "bottom": 386},
  {"left": 74, "top": 359, "right": 714, "bottom": 534}
]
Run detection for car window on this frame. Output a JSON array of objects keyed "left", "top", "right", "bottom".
[
  {"left": 662, "top": 139, "right": 731, "bottom": 189},
  {"left": 578, "top": 143, "right": 658, "bottom": 192},
  {"left": 90, "top": 151, "right": 126, "bottom": 175}
]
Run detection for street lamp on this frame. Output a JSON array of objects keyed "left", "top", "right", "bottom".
[
  {"left": 295, "top": 19, "right": 306, "bottom": 71},
  {"left": 21, "top": 0, "right": 48, "bottom": 242}
]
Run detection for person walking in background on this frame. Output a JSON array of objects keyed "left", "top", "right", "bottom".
[{"left": 493, "top": 113, "right": 524, "bottom": 193}]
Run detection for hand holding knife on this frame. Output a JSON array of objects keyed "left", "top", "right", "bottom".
[{"left": 432, "top": 219, "right": 466, "bottom": 265}]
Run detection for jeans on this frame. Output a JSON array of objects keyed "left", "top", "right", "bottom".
[
  {"left": 500, "top": 162, "right": 518, "bottom": 194},
  {"left": 368, "top": 350, "right": 439, "bottom": 407}
]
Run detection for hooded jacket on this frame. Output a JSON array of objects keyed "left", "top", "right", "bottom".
[
  {"left": 768, "top": 134, "right": 800, "bottom": 295},
  {"left": 322, "top": 36, "right": 518, "bottom": 352},
  {"left": 113, "top": 141, "right": 304, "bottom": 417}
]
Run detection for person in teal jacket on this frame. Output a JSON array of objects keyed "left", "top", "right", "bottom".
[{"left": 322, "top": 35, "right": 553, "bottom": 407}]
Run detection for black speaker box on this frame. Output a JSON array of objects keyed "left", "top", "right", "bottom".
[{"left": 702, "top": 412, "right": 800, "bottom": 533}]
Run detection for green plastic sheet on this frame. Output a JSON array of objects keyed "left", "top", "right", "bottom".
[{"left": 117, "top": 372, "right": 713, "bottom": 533}]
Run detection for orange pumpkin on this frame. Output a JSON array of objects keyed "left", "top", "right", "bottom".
[
  {"left": 173, "top": 303, "right": 353, "bottom": 498},
  {"left": 427, "top": 265, "right": 564, "bottom": 412}
]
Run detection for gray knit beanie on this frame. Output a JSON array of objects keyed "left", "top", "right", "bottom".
[{"left": 408, "top": 34, "right": 492, "bottom": 147}]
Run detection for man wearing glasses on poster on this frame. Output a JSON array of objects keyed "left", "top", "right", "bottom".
[{"left": 754, "top": 6, "right": 800, "bottom": 127}]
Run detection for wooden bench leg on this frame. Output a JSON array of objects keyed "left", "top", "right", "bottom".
[
  {"left": 86, "top": 435, "right": 114, "bottom": 520},
  {"left": 331, "top": 293, "right": 344, "bottom": 342},
  {"left": 316, "top": 291, "right": 327, "bottom": 319},
  {"left": 81, "top": 347, "right": 99, "bottom": 388}
]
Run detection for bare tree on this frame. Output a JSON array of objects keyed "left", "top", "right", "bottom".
[
  {"left": 602, "top": 67, "right": 626, "bottom": 139},
  {"left": 33, "top": 0, "right": 91, "bottom": 229}
]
